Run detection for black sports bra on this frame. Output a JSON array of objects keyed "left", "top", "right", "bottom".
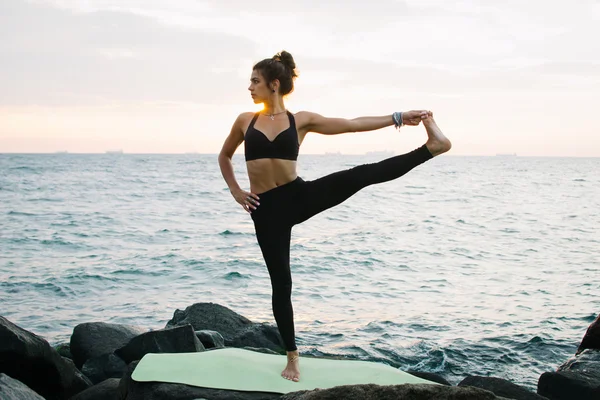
[{"left": 244, "top": 111, "right": 299, "bottom": 161}]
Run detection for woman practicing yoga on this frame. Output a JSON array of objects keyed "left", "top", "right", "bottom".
[{"left": 218, "top": 51, "right": 451, "bottom": 382}]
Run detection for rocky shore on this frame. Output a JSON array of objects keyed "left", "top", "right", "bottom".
[{"left": 1, "top": 302, "right": 598, "bottom": 400}]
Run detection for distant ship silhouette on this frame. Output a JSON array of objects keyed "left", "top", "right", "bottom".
[{"left": 105, "top": 150, "right": 123, "bottom": 154}]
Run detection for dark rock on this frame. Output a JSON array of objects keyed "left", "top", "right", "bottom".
[
  {"left": 69, "top": 378, "right": 120, "bottom": 400},
  {"left": 459, "top": 376, "right": 548, "bottom": 399},
  {"left": 54, "top": 342, "right": 73, "bottom": 360},
  {"left": 166, "top": 302, "right": 285, "bottom": 353},
  {"left": 115, "top": 324, "right": 204, "bottom": 364},
  {"left": 279, "top": 383, "right": 511, "bottom": 399},
  {"left": 578, "top": 314, "right": 600, "bottom": 354},
  {"left": 0, "top": 373, "right": 45, "bottom": 400},
  {"left": 70, "top": 322, "right": 146, "bottom": 369},
  {"left": 407, "top": 370, "right": 451, "bottom": 385},
  {"left": 0, "top": 316, "right": 92, "bottom": 400},
  {"left": 166, "top": 302, "right": 253, "bottom": 341},
  {"left": 117, "top": 360, "right": 281, "bottom": 400},
  {"left": 229, "top": 323, "right": 285, "bottom": 353},
  {"left": 62, "top": 357, "right": 94, "bottom": 391},
  {"left": 195, "top": 329, "right": 225, "bottom": 348},
  {"left": 81, "top": 353, "right": 127, "bottom": 384},
  {"left": 537, "top": 349, "right": 600, "bottom": 400}
]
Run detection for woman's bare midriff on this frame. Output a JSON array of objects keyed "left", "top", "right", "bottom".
[{"left": 247, "top": 158, "right": 298, "bottom": 194}]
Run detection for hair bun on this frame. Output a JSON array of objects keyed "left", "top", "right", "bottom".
[{"left": 274, "top": 50, "right": 296, "bottom": 71}]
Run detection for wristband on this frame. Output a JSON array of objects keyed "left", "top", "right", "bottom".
[{"left": 392, "top": 112, "right": 403, "bottom": 130}]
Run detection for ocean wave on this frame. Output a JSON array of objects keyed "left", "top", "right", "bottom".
[
  {"left": 219, "top": 230, "right": 249, "bottom": 236},
  {"left": 1, "top": 281, "right": 76, "bottom": 298},
  {"left": 26, "top": 198, "right": 63, "bottom": 203},
  {"left": 7, "top": 211, "right": 38, "bottom": 216},
  {"left": 224, "top": 271, "right": 249, "bottom": 280}
]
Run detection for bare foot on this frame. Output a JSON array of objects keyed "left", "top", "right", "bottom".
[
  {"left": 281, "top": 351, "right": 300, "bottom": 382},
  {"left": 423, "top": 112, "right": 451, "bottom": 156}
]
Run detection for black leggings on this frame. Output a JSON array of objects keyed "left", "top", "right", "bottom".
[{"left": 250, "top": 144, "right": 433, "bottom": 351}]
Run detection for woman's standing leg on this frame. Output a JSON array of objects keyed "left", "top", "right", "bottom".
[
  {"left": 254, "top": 223, "right": 297, "bottom": 352},
  {"left": 253, "top": 218, "right": 302, "bottom": 382}
]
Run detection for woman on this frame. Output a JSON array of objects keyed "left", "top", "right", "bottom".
[{"left": 218, "top": 51, "right": 451, "bottom": 383}]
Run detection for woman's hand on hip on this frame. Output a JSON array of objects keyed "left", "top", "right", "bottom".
[{"left": 231, "top": 188, "right": 260, "bottom": 213}]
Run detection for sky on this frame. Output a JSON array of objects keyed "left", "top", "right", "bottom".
[{"left": 1, "top": 0, "right": 599, "bottom": 156}]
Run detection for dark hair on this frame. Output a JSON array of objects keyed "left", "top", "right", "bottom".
[{"left": 253, "top": 50, "right": 298, "bottom": 96}]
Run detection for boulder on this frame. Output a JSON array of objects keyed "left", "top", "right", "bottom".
[
  {"left": 166, "top": 303, "right": 285, "bottom": 353},
  {"left": 70, "top": 322, "right": 146, "bottom": 369},
  {"left": 578, "top": 314, "right": 600, "bottom": 354},
  {"left": 459, "top": 376, "right": 548, "bottom": 399},
  {"left": 166, "top": 303, "right": 253, "bottom": 340},
  {"left": 54, "top": 342, "right": 73, "bottom": 360},
  {"left": 195, "top": 329, "right": 225, "bottom": 349},
  {"left": 229, "top": 323, "right": 285, "bottom": 352},
  {"left": 279, "top": 383, "right": 511, "bottom": 399},
  {"left": 115, "top": 324, "right": 204, "bottom": 364},
  {"left": 538, "top": 349, "right": 600, "bottom": 400},
  {"left": 81, "top": 353, "right": 128, "bottom": 384},
  {"left": 0, "top": 373, "right": 45, "bottom": 400},
  {"left": 0, "top": 316, "right": 91, "bottom": 400},
  {"left": 117, "top": 360, "right": 281, "bottom": 400},
  {"left": 70, "top": 378, "right": 120, "bottom": 400}
]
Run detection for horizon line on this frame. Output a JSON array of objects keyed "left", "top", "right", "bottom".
[{"left": 1, "top": 152, "right": 599, "bottom": 158}]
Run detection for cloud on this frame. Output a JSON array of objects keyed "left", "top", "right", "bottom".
[{"left": 0, "top": 1, "right": 258, "bottom": 106}]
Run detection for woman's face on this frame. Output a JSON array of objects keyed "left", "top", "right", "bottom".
[{"left": 248, "top": 69, "right": 273, "bottom": 104}]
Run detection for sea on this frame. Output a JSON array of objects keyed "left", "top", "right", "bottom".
[{"left": 1, "top": 152, "right": 598, "bottom": 390}]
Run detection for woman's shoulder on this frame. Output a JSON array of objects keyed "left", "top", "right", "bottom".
[
  {"left": 237, "top": 111, "right": 257, "bottom": 120},
  {"left": 292, "top": 110, "right": 316, "bottom": 123},
  {"left": 233, "top": 111, "right": 257, "bottom": 127}
]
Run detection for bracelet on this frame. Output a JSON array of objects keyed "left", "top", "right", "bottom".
[{"left": 392, "top": 112, "right": 403, "bottom": 130}]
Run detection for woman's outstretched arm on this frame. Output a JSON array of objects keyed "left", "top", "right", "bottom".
[{"left": 299, "top": 110, "right": 428, "bottom": 135}]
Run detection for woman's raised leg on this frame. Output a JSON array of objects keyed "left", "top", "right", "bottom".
[{"left": 294, "top": 114, "right": 451, "bottom": 224}]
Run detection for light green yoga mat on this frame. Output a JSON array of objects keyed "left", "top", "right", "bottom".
[{"left": 131, "top": 348, "right": 437, "bottom": 394}]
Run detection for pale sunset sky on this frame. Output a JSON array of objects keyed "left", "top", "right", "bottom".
[{"left": 1, "top": 0, "right": 599, "bottom": 156}]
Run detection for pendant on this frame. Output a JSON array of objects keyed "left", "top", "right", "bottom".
[{"left": 270, "top": 115, "right": 275, "bottom": 121}]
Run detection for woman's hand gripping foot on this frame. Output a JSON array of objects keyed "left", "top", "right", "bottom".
[
  {"left": 282, "top": 351, "right": 300, "bottom": 382},
  {"left": 422, "top": 111, "right": 452, "bottom": 156}
]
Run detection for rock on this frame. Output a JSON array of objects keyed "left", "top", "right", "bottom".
[
  {"left": 578, "top": 314, "right": 600, "bottom": 354},
  {"left": 81, "top": 353, "right": 128, "bottom": 384},
  {"left": 195, "top": 329, "right": 225, "bottom": 348},
  {"left": 0, "top": 316, "right": 92, "bottom": 400},
  {"left": 229, "top": 323, "right": 285, "bottom": 353},
  {"left": 115, "top": 324, "right": 205, "bottom": 364},
  {"left": 117, "top": 360, "right": 281, "bottom": 400},
  {"left": 279, "top": 383, "right": 511, "bottom": 399},
  {"left": 54, "top": 342, "right": 73, "bottom": 360},
  {"left": 70, "top": 322, "right": 146, "bottom": 369},
  {"left": 537, "top": 349, "right": 600, "bottom": 400},
  {"left": 166, "top": 302, "right": 285, "bottom": 353},
  {"left": 0, "top": 373, "right": 45, "bottom": 400},
  {"left": 70, "top": 378, "right": 120, "bottom": 400},
  {"left": 166, "top": 303, "right": 253, "bottom": 340},
  {"left": 459, "top": 376, "right": 548, "bottom": 399},
  {"left": 406, "top": 370, "right": 451, "bottom": 385}
]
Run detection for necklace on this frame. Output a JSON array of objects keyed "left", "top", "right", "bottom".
[{"left": 263, "top": 110, "right": 287, "bottom": 121}]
